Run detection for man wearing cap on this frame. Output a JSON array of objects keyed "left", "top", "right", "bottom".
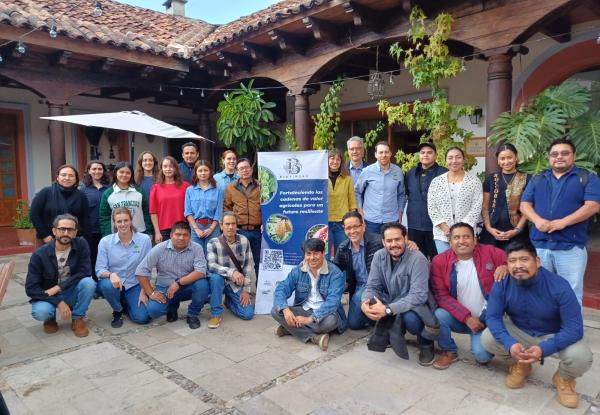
[{"left": 405, "top": 142, "right": 447, "bottom": 259}]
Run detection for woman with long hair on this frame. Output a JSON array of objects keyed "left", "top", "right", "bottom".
[
  {"left": 428, "top": 147, "right": 483, "bottom": 254},
  {"left": 184, "top": 160, "right": 224, "bottom": 253},
  {"left": 30, "top": 164, "right": 90, "bottom": 244},
  {"left": 214, "top": 149, "right": 238, "bottom": 190},
  {"left": 134, "top": 151, "right": 159, "bottom": 200},
  {"left": 79, "top": 160, "right": 110, "bottom": 280},
  {"left": 99, "top": 161, "right": 152, "bottom": 237},
  {"left": 480, "top": 143, "right": 530, "bottom": 249},
  {"left": 328, "top": 148, "right": 357, "bottom": 255},
  {"left": 96, "top": 208, "right": 152, "bottom": 327},
  {"left": 149, "top": 156, "right": 190, "bottom": 243}
]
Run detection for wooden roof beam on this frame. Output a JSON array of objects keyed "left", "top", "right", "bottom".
[
  {"left": 199, "top": 62, "right": 230, "bottom": 78},
  {"left": 49, "top": 50, "right": 72, "bottom": 66},
  {"left": 268, "top": 30, "right": 307, "bottom": 55},
  {"left": 166, "top": 71, "right": 188, "bottom": 84},
  {"left": 342, "top": 1, "right": 383, "bottom": 33},
  {"left": 242, "top": 42, "right": 279, "bottom": 64},
  {"left": 92, "top": 58, "right": 115, "bottom": 73},
  {"left": 540, "top": 17, "right": 571, "bottom": 43},
  {"left": 302, "top": 17, "right": 343, "bottom": 45},
  {"left": 139, "top": 65, "right": 154, "bottom": 78},
  {"left": 216, "top": 51, "right": 252, "bottom": 71}
]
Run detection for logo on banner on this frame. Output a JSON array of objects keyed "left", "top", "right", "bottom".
[{"left": 283, "top": 157, "right": 302, "bottom": 175}]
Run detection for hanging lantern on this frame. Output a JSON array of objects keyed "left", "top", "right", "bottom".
[{"left": 367, "top": 46, "right": 385, "bottom": 100}]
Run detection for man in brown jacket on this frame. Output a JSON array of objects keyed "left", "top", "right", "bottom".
[{"left": 224, "top": 158, "right": 262, "bottom": 277}]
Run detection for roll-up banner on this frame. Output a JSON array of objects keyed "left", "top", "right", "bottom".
[{"left": 255, "top": 150, "right": 329, "bottom": 314}]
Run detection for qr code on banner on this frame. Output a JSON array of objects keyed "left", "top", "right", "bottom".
[{"left": 263, "top": 249, "right": 283, "bottom": 270}]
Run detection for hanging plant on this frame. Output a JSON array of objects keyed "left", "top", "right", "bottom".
[
  {"left": 313, "top": 78, "right": 344, "bottom": 150},
  {"left": 283, "top": 123, "right": 300, "bottom": 151}
]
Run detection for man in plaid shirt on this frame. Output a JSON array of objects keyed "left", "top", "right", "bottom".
[{"left": 206, "top": 211, "right": 255, "bottom": 328}]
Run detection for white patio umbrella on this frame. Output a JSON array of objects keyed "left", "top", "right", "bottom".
[{"left": 41, "top": 110, "right": 213, "bottom": 141}]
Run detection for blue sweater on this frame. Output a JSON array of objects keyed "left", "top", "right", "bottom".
[{"left": 486, "top": 266, "right": 583, "bottom": 357}]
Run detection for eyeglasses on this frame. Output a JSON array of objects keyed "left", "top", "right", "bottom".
[
  {"left": 55, "top": 227, "right": 76, "bottom": 233},
  {"left": 549, "top": 151, "right": 572, "bottom": 158},
  {"left": 344, "top": 225, "right": 362, "bottom": 231}
]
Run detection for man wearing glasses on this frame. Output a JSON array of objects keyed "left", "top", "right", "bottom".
[
  {"left": 25, "top": 214, "right": 96, "bottom": 337},
  {"left": 520, "top": 138, "right": 600, "bottom": 305}
]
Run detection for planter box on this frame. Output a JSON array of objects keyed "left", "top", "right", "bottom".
[{"left": 15, "top": 228, "right": 36, "bottom": 246}]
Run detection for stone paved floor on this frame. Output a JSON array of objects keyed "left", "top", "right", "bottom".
[{"left": 1, "top": 253, "right": 600, "bottom": 415}]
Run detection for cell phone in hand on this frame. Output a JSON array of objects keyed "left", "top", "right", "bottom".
[{"left": 368, "top": 297, "right": 377, "bottom": 306}]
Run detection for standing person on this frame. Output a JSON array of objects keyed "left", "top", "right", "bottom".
[
  {"left": 134, "top": 151, "right": 159, "bottom": 201},
  {"left": 405, "top": 142, "right": 447, "bottom": 259},
  {"left": 520, "top": 138, "right": 600, "bottom": 305},
  {"left": 30, "top": 164, "right": 90, "bottom": 244},
  {"left": 179, "top": 142, "right": 199, "bottom": 183},
  {"left": 214, "top": 149, "right": 238, "bottom": 191},
  {"left": 428, "top": 147, "right": 482, "bottom": 254},
  {"left": 224, "top": 158, "right": 261, "bottom": 278},
  {"left": 96, "top": 208, "right": 152, "bottom": 327},
  {"left": 185, "top": 160, "right": 223, "bottom": 254},
  {"left": 150, "top": 156, "right": 190, "bottom": 244},
  {"left": 480, "top": 144, "right": 530, "bottom": 250},
  {"left": 99, "top": 161, "right": 151, "bottom": 237},
  {"left": 355, "top": 141, "right": 406, "bottom": 235},
  {"left": 135, "top": 221, "right": 209, "bottom": 330},
  {"left": 482, "top": 241, "right": 593, "bottom": 409},
  {"left": 79, "top": 160, "right": 110, "bottom": 280},
  {"left": 346, "top": 136, "right": 366, "bottom": 183},
  {"left": 25, "top": 214, "right": 96, "bottom": 337},
  {"left": 327, "top": 148, "right": 357, "bottom": 256}
]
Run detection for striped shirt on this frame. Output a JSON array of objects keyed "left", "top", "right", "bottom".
[
  {"left": 135, "top": 239, "right": 207, "bottom": 287},
  {"left": 206, "top": 233, "right": 254, "bottom": 293}
]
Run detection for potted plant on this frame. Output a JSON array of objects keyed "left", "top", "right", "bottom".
[{"left": 13, "top": 199, "right": 36, "bottom": 246}]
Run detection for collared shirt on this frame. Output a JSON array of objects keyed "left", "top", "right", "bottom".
[
  {"left": 135, "top": 239, "right": 207, "bottom": 287},
  {"left": 348, "top": 160, "right": 365, "bottom": 184},
  {"left": 351, "top": 240, "right": 369, "bottom": 287},
  {"left": 354, "top": 162, "right": 407, "bottom": 224},
  {"left": 207, "top": 233, "right": 255, "bottom": 293},
  {"left": 184, "top": 184, "right": 224, "bottom": 221},
  {"left": 301, "top": 261, "right": 328, "bottom": 311},
  {"left": 178, "top": 161, "right": 195, "bottom": 183},
  {"left": 96, "top": 232, "right": 152, "bottom": 290},
  {"left": 214, "top": 171, "right": 239, "bottom": 191}
]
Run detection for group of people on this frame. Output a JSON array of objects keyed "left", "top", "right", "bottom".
[{"left": 24, "top": 135, "right": 599, "bottom": 409}]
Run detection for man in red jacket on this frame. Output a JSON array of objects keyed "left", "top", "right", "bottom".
[{"left": 430, "top": 222, "right": 507, "bottom": 369}]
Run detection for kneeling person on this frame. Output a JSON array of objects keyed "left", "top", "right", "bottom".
[
  {"left": 207, "top": 212, "right": 255, "bottom": 328},
  {"left": 482, "top": 241, "right": 593, "bottom": 409},
  {"left": 135, "top": 221, "right": 209, "bottom": 329},
  {"left": 25, "top": 214, "right": 96, "bottom": 337},
  {"left": 271, "top": 238, "right": 345, "bottom": 351}
]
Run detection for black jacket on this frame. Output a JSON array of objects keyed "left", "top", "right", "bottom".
[
  {"left": 332, "top": 231, "right": 382, "bottom": 297},
  {"left": 25, "top": 237, "right": 91, "bottom": 306},
  {"left": 405, "top": 163, "right": 447, "bottom": 231}
]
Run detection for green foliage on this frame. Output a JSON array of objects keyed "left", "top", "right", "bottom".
[
  {"left": 216, "top": 80, "right": 279, "bottom": 156},
  {"left": 364, "top": 121, "right": 387, "bottom": 152},
  {"left": 13, "top": 199, "right": 33, "bottom": 229},
  {"left": 313, "top": 78, "right": 344, "bottom": 150},
  {"left": 489, "top": 81, "right": 600, "bottom": 173},
  {"left": 394, "top": 139, "right": 476, "bottom": 173},
  {"left": 283, "top": 123, "right": 300, "bottom": 151}
]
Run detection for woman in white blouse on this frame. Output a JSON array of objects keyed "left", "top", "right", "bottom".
[{"left": 427, "top": 147, "right": 482, "bottom": 254}]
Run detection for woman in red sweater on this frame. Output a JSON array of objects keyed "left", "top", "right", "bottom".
[{"left": 149, "top": 156, "right": 190, "bottom": 243}]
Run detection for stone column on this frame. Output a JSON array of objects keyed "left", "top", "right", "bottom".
[
  {"left": 47, "top": 101, "right": 66, "bottom": 175},
  {"left": 198, "top": 110, "right": 213, "bottom": 164},
  {"left": 294, "top": 93, "right": 311, "bottom": 150},
  {"left": 485, "top": 53, "right": 513, "bottom": 174}
]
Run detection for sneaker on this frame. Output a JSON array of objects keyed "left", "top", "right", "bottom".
[
  {"left": 186, "top": 316, "right": 201, "bottom": 330},
  {"left": 207, "top": 316, "right": 222, "bottom": 329},
  {"left": 111, "top": 311, "right": 123, "bottom": 328},
  {"left": 433, "top": 351, "right": 459, "bottom": 370},
  {"left": 43, "top": 318, "right": 59, "bottom": 334},
  {"left": 71, "top": 318, "right": 89, "bottom": 337},
  {"left": 418, "top": 344, "right": 435, "bottom": 366},
  {"left": 166, "top": 310, "right": 178, "bottom": 323},
  {"left": 552, "top": 371, "right": 578, "bottom": 408},
  {"left": 311, "top": 333, "right": 330, "bottom": 351},
  {"left": 505, "top": 362, "right": 532, "bottom": 389},
  {"left": 276, "top": 325, "right": 290, "bottom": 337}
]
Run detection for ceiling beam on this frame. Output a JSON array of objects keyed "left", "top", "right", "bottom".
[
  {"left": 216, "top": 51, "right": 252, "bottom": 71},
  {"left": 540, "top": 16, "right": 571, "bottom": 43},
  {"left": 139, "top": 65, "right": 154, "bottom": 78},
  {"left": 268, "top": 30, "right": 308, "bottom": 55},
  {"left": 342, "top": 1, "right": 383, "bottom": 33},
  {"left": 49, "top": 50, "right": 72, "bottom": 66},
  {"left": 302, "top": 17, "right": 343, "bottom": 45},
  {"left": 92, "top": 57, "right": 115, "bottom": 73},
  {"left": 242, "top": 42, "right": 279, "bottom": 64}
]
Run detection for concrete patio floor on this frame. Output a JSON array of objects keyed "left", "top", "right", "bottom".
[{"left": 1, "top": 252, "right": 600, "bottom": 415}]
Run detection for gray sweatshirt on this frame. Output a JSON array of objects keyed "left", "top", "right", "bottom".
[{"left": 362, "top": 248, "right": 430, "bottom": 315}]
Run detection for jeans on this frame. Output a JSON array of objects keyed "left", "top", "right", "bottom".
[
  {"left": 364, "top": 220, "right": 383, "bottom": 236},
  {"left": 271, "top": 305, "right": 338, "bottom": 342},
  {"left": 328, "top": 221, "right": 347, "bottom": 259},
  {"left": 85, "top": 233, "right": 102, "bottom": 280},
  {"left": 238, "top": 228, "right": 261, "bottom": 278},
  {"left": 146, "top": 279, "right": 210, "bottom": 319},
  {"left": 31, "top": 277, "right": 96, "bottom": 321},
  {"left": 408, "top": 229, "right": 437, "bottom": 260},
  {"left": 348, "top": 285, "right": 372, "bottom": 330},
  {"left": 537, "top": 246, "right": 587, "bottom": 306},
  {"left": 191, "top": 223, "right": 221, "bottom": 256},
  {"left": 97, "top": 279, "right": 150, "bottom": 324},
  {"left": 434, "top": 308, "right": 493, "bottom": 363},
  {"left": 401, "top": 311, "right": 433, "bottom": 345},
  {"left": 208, "top": 273, "right": 254, "bottom": 320},
  {"left": 434, "top": 239, "right": 450, "bottom": 254}
]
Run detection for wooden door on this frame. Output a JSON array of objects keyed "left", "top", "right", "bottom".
[{"left": 0, "top": 113, "right": 20, "bottom": 226}]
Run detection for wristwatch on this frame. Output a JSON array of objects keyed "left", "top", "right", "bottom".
[{"left": 385, "top": 306, "right": 393, "bottom": 316}]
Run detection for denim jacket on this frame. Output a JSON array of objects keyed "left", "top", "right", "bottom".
[{"left": 273, "top": 260, "right": 346, "bottom": 330}]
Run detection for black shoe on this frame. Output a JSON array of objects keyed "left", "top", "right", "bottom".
[
  {"left": 418, "top": 343, "right": 435, "bottom": 366},
  {"left": 186, "top": 316, "right": 201, "bottom": 330},
  {"left": 111, "top": 311, "right": 123, "bottom": 328},
  {"left": 166, "top": 310, "right": 178, "bottom": 322}
]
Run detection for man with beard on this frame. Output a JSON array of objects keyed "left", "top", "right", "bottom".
[
  {"left": 179, "top": 142, "right": 200, "bottom": 183},
  {"left": 25, "top": 214, "right": 96, "bottom": 337},
  {"left": 482, "top": 240, "right": 593, "bottom": 409}
]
